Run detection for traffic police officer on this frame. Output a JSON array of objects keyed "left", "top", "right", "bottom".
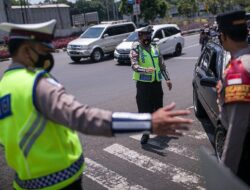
[
  {"left": 130, "top": 25, "right": 172, "bottom": 144},
  {"left": 216, "top": 10, "right": 250, "bottom": 185},
  {"left": 0, "top": 20, "right": 192, "bottom": 190}
]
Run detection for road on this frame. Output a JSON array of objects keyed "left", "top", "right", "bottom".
[{"left": 0, "top": 34, "right": 215, "bottom": 190}]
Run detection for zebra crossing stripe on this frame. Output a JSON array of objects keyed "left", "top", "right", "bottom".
[
  {"left": 183, "top": 130, "right": 209, "bottom": 140},
  {"left": 104, "top": 144, "right": 204, "bottom": 190},
  {"left": 84, "top": 158, "right": 148, "bottom": 190},
  {"left": 130, "top": 134, "right": 199, "bottom": 161}
]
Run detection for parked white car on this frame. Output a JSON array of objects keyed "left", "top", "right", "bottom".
[
  {"left": 67, "top": 21, "right": 136, "bottom": 62},
  {"left": 114, "top": 24, "right": 185, "bottom": 64}
]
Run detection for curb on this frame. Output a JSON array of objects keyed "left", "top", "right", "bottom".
[{"left": 182, "top": 28, "right": 200, "bottom": 36}]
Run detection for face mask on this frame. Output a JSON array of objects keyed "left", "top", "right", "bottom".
[
  {"left": 31, "top": 49, "right": 54, "bottom": 72},
  {"left": 142, "top": 39, "right": 151, "bottom": 46}
]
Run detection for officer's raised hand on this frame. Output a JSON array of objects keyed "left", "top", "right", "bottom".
[
  {"left": 151, "top": 102, "right": 192, "bottom": 136},
  {"left": 166, "top": 80, "right": 172, "bottom": 90},
  {"left": 145, "top": 67, "right": 156, "bottom": 73}
]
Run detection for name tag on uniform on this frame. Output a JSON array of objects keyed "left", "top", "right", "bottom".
[
  {"left": 0, "top": 94, "right": 12, "bottom": 119},
  {"left": 154, "top": 49, "right": 159, "bottom": 56}
]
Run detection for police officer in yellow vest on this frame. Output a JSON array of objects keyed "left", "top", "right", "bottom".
[
  {"left": 130, "top": 25, "right": 172, "bottom": 144},
  {"left": 0, "top": 20, "right": 192, "bottom": 190},
  {"left": 216, "top": 10, "right": 250, "bottom": 185}
]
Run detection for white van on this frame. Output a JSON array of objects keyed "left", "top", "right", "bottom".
[
  {"left": 114, "top": 24, "right": 185, "bottom": 64},
  {"left": 67, "top": 21, "right": 136, "bottom": 62}
]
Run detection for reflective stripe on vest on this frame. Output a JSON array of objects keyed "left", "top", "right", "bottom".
[
  {"left": 133, "top": 45, "right": 162, "bottom": 82},
  {"left": 0, "top": 68, "right": 84, "bottom": 190},
  {"left": 19, "top": 112, "right": 46, "bottom": 158}
]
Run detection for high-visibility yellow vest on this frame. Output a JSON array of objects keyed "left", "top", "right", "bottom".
[
  {"left": 0, "top": 68, "right": 84, "bottom": 190},
  {"left": 133, "top": 44, "right": 162, "bottom": 82}
]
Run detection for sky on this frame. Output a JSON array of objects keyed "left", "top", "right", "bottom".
[{"left": 28, "top": 0, "right": 77, "bottom": 4}]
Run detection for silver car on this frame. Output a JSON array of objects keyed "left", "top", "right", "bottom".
[{"left": 67, "top": 21, "right": 136, "bottom": 62}]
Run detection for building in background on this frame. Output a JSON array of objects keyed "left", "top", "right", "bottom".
[
  {"left": 0, "top": 0, "right": 12, "bottom": 41},
  {"left": 11, "top": 4, "right": 71, "bottom": 29}
]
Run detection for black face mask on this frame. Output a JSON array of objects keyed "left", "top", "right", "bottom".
[
  {"left": 142, "top": 38, "right": 152, "bottom": 46},
  {"left": 31, "top": 49, "right": 54, "bottom": 72}
]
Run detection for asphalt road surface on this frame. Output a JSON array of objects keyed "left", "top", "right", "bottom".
[{"left": 0, "top": 34, "right": 215, "bottom": 190}]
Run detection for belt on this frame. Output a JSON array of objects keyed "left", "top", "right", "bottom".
[{"left": 15, "top": 154, "right": 84, "bottom": 189}]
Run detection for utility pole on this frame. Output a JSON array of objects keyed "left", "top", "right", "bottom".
[
  {"left": 20, "top": 0, "right": 26, "bottom": 23},
  {"left": 106, "top": 0, "right": 110, "bottom": 21}
]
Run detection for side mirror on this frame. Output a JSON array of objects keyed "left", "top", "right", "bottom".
[
  {"left": 200, "top": 77, "right": 217, "bottom": 87},
  {"left": 153, "top": 38, "right": 159, "bottom": 43},
  {"left": 103, "top": 34, "right": 109, "bottom": 38}
]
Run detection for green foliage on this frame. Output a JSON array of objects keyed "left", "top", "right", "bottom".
[
  {"left": 11, "top": 0, "right": 30, "bottom": 5},
  {"left": 119, "top": 0, "right": 168, "bottom": 23},
  {"left": 177, "top": 0, "right": 198, "bottom": 17},
  {"left": 200, "top": 0, "right": 250, "bottom": 14},
  {"left": 119, "top": 0, "right": 133, "bottom": 15}
]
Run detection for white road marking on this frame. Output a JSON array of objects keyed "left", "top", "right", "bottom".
[
  {"left": 183, "top": 43, "right": 199, "bottom": 49},
  {"left": 84, "top": 158, "right": 147, "bottom": 190},
  {"left": 172, "top": 57, "right": 198, "bottom": 60},
  {"left": 130, "top": 134, "right": 199, "bottom": 161},
  {"left": 104, "top": 144, "right": 204, "bottom": 190},
  {"left": 183, "top": 130, "right": 209, "bottom": 140}
]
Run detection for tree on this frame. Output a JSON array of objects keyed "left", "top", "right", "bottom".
[
  {"left": 10, "top": 0, "right": 22, "bottom": 5},
  {"left": 201, "top": 0, "right": 250, "bottom": 14},
  {"left": 119, "top": 0, "right": 169, "bottom": 23},
  {"left": 177, "top": 0, "right": 198, "bottom": 17}
]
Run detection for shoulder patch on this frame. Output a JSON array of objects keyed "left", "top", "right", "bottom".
[
  {"left": 0, "top": 94, "right": 12, "bottom": 119},
  {"left": 46, "top": 78, "right": 62, "bottom": 87}
]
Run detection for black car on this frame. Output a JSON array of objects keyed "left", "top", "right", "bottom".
[{"left": 192, "top": 41, "right": 231, "bottom": 159}]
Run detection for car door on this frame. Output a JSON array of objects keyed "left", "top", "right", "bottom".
[
  {"left": 203, "top": 48, "right": 220, "bottom": 120},
  {"left": 102, "top": 27, "right": 116, "bottom": 53},
  {"left": 162, "top": 27, "right": 175, "bottom": 54},
  {"left": 152, "top": 29, "right": 165, "bottom": 54},
  {"left": 194, "top": 46, "right": 215, "bottom": 119}
]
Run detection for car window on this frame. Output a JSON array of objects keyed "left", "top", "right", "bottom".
[
  {"left": 163, "top": 28, "right": 172, "bottom": 37},
  {"left": 168, "top": 27, "right": 181, "bottom": 35},
  {"left": 199, "top": 48, "right": 210, "bottom": 70},
  {"left": 104, "top": 27, "right": 113, "bottom": 36},
  {"left": 207, "top": 52, "right": 218, "bottom": 78},
  {"left": 154, "top": 29, "right": 164, "bottom": 39},
  {"left": 126, "top": 24, "right": 136, "bottom": 33},
  {"left": 104, "top": 24, "right": 135, "bottom": 37},
  {"left": 80, "top": 27, "right": 104, "bottom": 38},
  {"left": 126, "top": 31, "right": 138, "bottom": 42},
  {"left": 222, "top": 51, "right": 231, "bottom": 71}
]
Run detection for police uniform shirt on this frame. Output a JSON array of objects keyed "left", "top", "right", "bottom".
[{"left": 221, "top": 46, "right": 250, "bottom": 173}]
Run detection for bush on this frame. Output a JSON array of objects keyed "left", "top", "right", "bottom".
[
  {"left": 52, "top": 36, "right": 78, "bottom": 49},
  {"left": 0, "top": 35, "right": 79, "bottom": 59}
]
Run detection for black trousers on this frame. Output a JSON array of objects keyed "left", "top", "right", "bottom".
[
  {"left": 136, "top": 81, "right": 163, "bottom": 114},
  {"left": 237, "top": 132, "right": 250, "bottom": 186},
  {"left": 61, "top": 177, "right": 83, "bottom": 190}
]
